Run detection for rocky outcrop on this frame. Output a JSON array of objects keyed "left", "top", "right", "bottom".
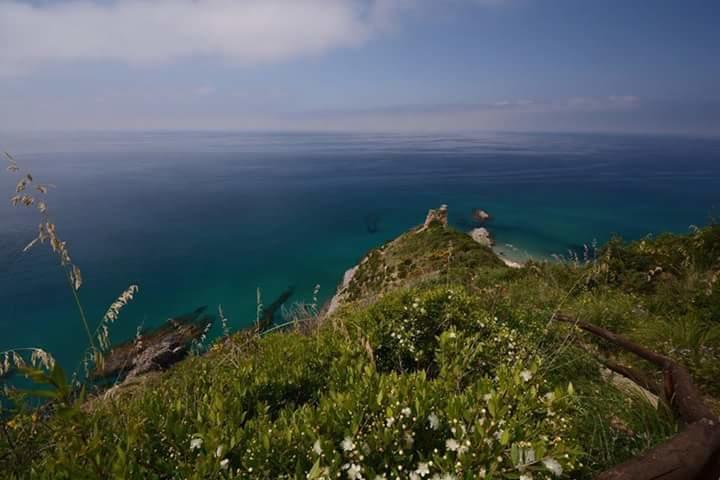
[
  {"left": 422, "top": 204, "right": 448, "bottom": 230},
  {"left": 123, "top": 322, "right": 203, "bottom": 381},
  {"left": 325, "top": 265, "right": 359, "bottom": 317},
  {"left": 92, "top": 307, "right": 212, "bottom": 382},
  {"left": 472, "top": 208, "right": 492, "bottom": 223},
  {"left": 470, "top": 227, "right": 494, "bottom": 247}
]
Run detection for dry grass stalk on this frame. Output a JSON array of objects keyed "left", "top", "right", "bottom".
[
  {"left": 0, "top": 348, "right": 56, "bottom": 378},
  {"left": 97, "top": 285, "right": 140, "bottom": 352},
  {"left": 5, "top": 154, "right": 94, "bottom": 350}
]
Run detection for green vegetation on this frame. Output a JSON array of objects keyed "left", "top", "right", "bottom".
[
  {"left": 346, "top": 223, "right": 507, "bottom": 302},
  {"left": 2, "top": 205, "right": 719, "bottom": 478}
]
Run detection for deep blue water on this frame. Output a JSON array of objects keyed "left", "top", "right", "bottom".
[{"left": 1, "top": 131, "right": 719, "bottom": 371}]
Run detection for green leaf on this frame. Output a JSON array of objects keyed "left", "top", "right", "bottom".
[
  {"left": 49, "top": 363, "right": 68, "bottom": 391},
  {"left": 307, "top": 459, "right": 323, "bottom": 479},
  {"left": 511, "top": 443, "right": 520, "bottom": 465}
]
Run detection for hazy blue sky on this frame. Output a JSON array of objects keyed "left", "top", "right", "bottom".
[{"left": 1, "top": 0, "right": 718, "bottom": 134}]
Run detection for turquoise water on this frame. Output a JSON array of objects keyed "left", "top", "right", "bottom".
[{"left": 1, "top": 131, "right": 719, "bottom": 370}]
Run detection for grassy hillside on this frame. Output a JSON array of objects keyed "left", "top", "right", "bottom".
[{"left": 2, "top": 218, "right": 719, "bottom": 479}]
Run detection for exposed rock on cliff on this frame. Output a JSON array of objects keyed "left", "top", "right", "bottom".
[
  {"left": 326, "top": 265, "right": 359, "bottom": 316},
  {"left": 470, "top": 227, "right": 494, "bottom": 247},
  {"left": 93, "top": 307, "right": 212, "bottom": 383},
  {"left": 421, "top": 204, "right": 448, "bottom": 230}
]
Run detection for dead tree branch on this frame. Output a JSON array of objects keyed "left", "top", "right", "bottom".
[{"left": 553, "top": 313, "right": 720, "bottom": 480}]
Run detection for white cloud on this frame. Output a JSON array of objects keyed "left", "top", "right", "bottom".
[{"left": 0, "top": 0, "right": 410, "bottom": 75}]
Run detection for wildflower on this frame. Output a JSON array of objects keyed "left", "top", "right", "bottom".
[
  {"left": 220, "top": 459, "right": 229, "bottom": 470},
  {"left": 346, "top": 463, "right": 362, "bottom": 480},
  {"left": 401, "top": 407, "right": 411, "bottom": 416},
  {"left": 445, "top": 439, "right": 459, "bottom": 451},
  {"left": 542, "top": 458, "right": 563, "bottom": 476},
  {"left": 520, "top": 370, "right": 533, "bottom": 382},
  {"left": 415, "top": 462, "right": 430, "bottom": 476},
  {"left": 216, "top": 445, "right": 224, "bottom": 458},
  {"left": 313, "top": 439, "right": 323, "bottom": 455},
  {"left": 190, "top": 437, "right": 203, "bottom": 450},
  {"left": 341, "top": 437, "right": 356, "bottom": 452},
  {"left": 519, "top": 475, "right": 533, "bottom": 480},
  {"left": 386, "top": 416, "right": 395, "bottom": 427},
  {"left": 428, "top": 412, "right": 440, "bottom": 430}
]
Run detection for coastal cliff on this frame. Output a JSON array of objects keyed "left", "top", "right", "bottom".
[{"left": 3, "top": 208, "right": 720, "bottom": 479}]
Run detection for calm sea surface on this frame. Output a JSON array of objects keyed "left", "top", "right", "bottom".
[{"left": 1, "top": 131, "right": 719, "bottom": 369}]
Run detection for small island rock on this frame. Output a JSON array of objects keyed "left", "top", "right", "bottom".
[{"left": 472, "top": 208, "right": 492, "bottom": 223}]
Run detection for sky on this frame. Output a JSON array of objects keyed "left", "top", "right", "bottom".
[{"left": 0, "top": 0, "right": 719, "bottom": 135}]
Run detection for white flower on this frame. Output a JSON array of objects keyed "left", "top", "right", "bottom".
[
  {"left": 415, "top": 462, "right": 430, "bottom": 476},
  {"left": 313, "top": 439, "right": 323, "bottom": 455},
  {"left": 479, "top": 468, "right": 487, "bottom": 478},
  {"left": 341, "top": 437, "right": 356, "bottom": 452},
  {"left": 386, "top": 416, "right": 395, "bottom": 427},
  {"left": 347, "top": 463, "right": 363, "bottom": 480},
  {"left": 483, "top": 393, "right": 492, "bottom": 402},
  {"left": 220, "top": 458, "right": 229, "bottom": 470},
  {"left": 520, "top": 370, "right": 533, "bottom": 382},
  {"left": 428, "top": 412, "right": 440, "bottom": 430},
  {"left": 445, "top": 439, "right": 459, "bottom": 451},
  {"left": 519, "top": 474, "right": 533, "bottom": 480},
  {"left": 410, "top": 474, "right": 420, "bottom": 480},
  {"left": 215, "top": 445, "right": 224, "bottom": 458},
  {"left": 190, "top": 437, "right": 203, "bottom": 450},
  {"left": 401, "top": 407, "right": 412, "bottom": 416},
  {"left": 542, "top": 458, "right": 563, "bottom": 476}
]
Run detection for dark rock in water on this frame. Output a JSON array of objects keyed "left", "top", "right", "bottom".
[
  {"left": 472, "top": 208, "right": 492, "bottom": 223},
  {"left": 258, "top": 286, "right": 295, "bottom": 332},
  {"left": 364, "top": 212, "right": 381, "bottom": 234},
  {"left": 92, "top": 306, "right": 212, "bottom": 382}
]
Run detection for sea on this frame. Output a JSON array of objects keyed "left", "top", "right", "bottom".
[{"left": 1, "top": 131, "right": 719, "bottom": 371}]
